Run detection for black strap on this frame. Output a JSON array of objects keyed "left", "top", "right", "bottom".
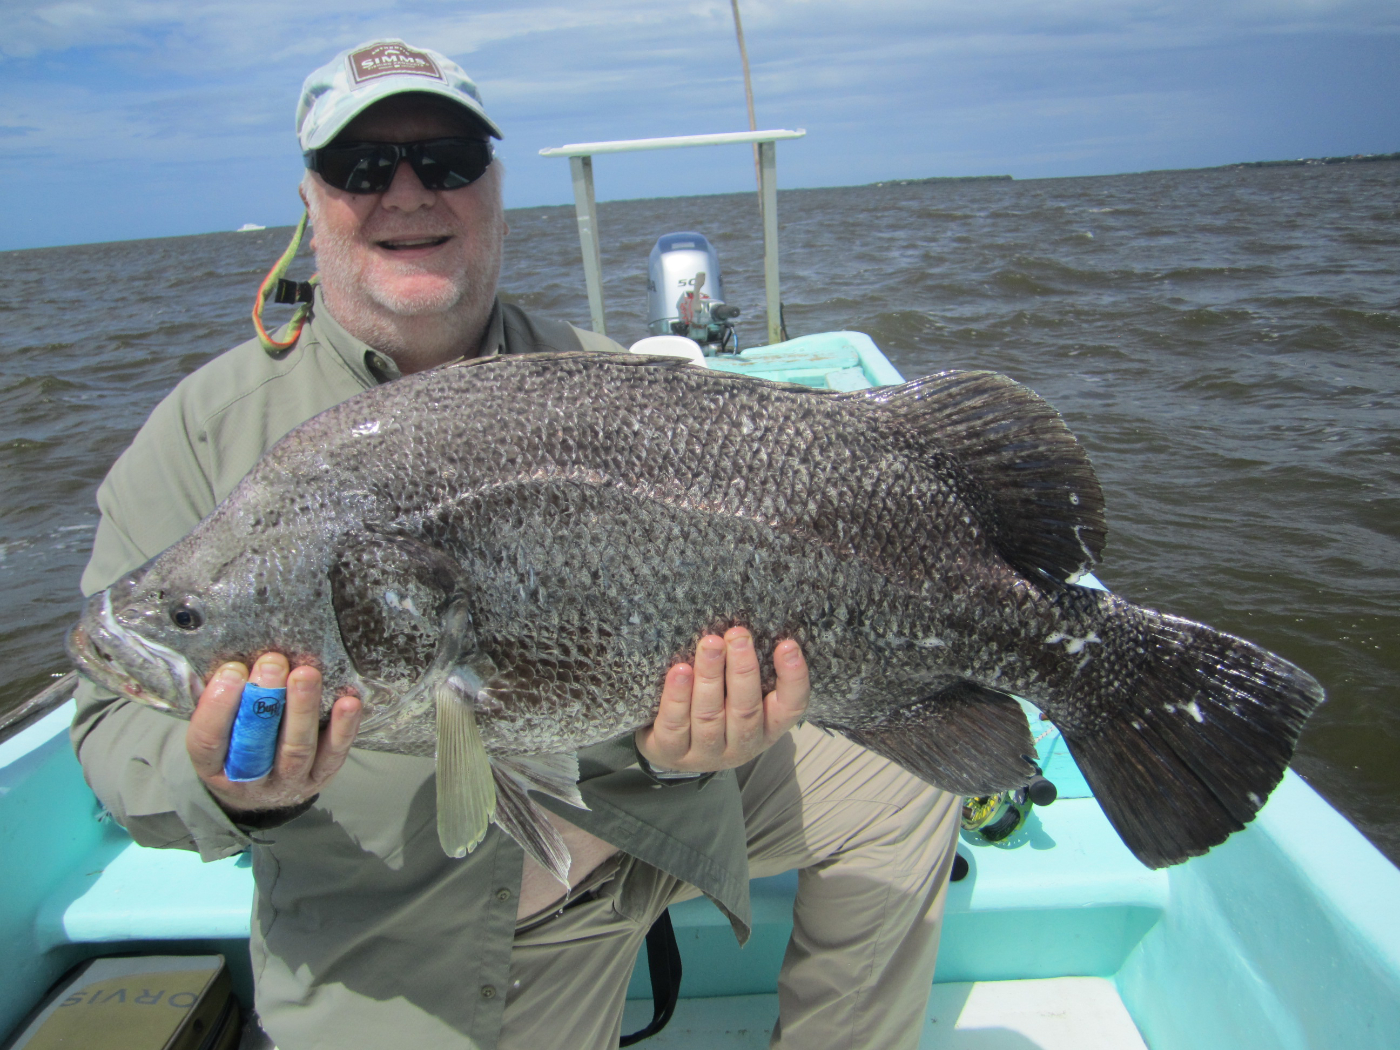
[
  {"left": 619, "top": 909, "right": 682, "bottom": 1046},
  {"left": 274, "top": 278, "right": 317, "bottom": 305}
]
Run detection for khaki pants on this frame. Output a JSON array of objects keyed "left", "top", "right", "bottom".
[{"left": 504, "top": 724, "right": 962, "bottom": 1050}]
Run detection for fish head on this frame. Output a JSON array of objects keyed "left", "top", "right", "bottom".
[
  {"left": 67, "top": 530, "right": 346, "bottom": 715},
  {"left": 69, "top": 564, "right": 211, "bottom": 714}
]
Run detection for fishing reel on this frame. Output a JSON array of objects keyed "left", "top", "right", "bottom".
[{"left": 960, "top": 764, "right": 1058, "bottom": 845}]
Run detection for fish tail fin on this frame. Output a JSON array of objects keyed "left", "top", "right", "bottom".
[{"left": 1061, "top": 609, "right": 1323, "bottom": 868}]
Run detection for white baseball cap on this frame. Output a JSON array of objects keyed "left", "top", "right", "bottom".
[{"left": 296, "top": 39, "right": 503, "bottom": 152}]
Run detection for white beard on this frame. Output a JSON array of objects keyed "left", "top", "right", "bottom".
[
  {"left": 303, "top": 181, "right": 505, "bottom": 364},
  {"left": 310, "top": 214, "right": 475, "bottom": 317}
]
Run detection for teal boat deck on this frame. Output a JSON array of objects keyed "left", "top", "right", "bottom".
[
  {"left": 10, "top": 696, "right": 1400, "bottom": 1049},
  {"left": 5, "top": 331, "right": 1400, "bottom": 1048},
  {"left": 701, "top": 331, "right": 905, "bottom": 390}
]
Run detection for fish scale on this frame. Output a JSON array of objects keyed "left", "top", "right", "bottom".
[{"left": 69, "top": 352, "right": 1323, "bottom": 878}]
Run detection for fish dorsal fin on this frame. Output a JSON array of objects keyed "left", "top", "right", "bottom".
[
  {"left": 837, "top": 681, "right": 1037, "bottom": 795},
  {"left": 850, "top": 370, "right": 1106, "bottom": 584}
]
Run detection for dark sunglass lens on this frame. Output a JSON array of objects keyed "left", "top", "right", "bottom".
[
  {"left": 409, "top": 140, "right": 492, "bottom": 190},
  {"left": 313, "top": 145, "right": 399, "bottom": 193},
  {"left": 310, "top": 140, "right": 490, "bottom": 194}
]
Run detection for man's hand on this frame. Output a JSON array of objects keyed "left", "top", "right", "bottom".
[
  {"left": 187, "top": 652, "right": 362, "bottom": 817},
  {"left": 635, "top": 626, "right": 810, "bottom": 774}
]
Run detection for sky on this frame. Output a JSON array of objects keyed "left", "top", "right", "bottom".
[{"left": 1, "top": 0, "right": 1398, "bottom": 251}]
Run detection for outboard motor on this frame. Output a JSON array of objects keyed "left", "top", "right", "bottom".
[{"left": 646, "top": 232, "right": 740, "bottom": 353}]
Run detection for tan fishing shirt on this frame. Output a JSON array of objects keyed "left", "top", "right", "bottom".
[{"left": 70, "top": 295, "right": 755, "bottom": 1049}]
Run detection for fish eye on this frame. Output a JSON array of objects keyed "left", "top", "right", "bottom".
[{"left": 170, "top": 600, "right": 205, "bottom": 631}]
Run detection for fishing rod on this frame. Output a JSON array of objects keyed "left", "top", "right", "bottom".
[{"left": 731, "top": 0, "right": 762, "bottom": 203}]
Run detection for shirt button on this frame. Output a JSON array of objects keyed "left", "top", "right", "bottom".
[
  {"left": 496, "top": 888, "right": 512, "bottom": 902},
  {"left": 481, "top": 986, "right": 497, "bottom": 1000}
]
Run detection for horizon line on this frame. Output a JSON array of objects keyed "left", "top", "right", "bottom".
[{"left": 4, "top": 151, "right": 1396, "bottom": 255}]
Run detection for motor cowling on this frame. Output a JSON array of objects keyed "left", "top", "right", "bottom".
[{"left": 646, "top": 232, "right": 738, "bottom": 352}]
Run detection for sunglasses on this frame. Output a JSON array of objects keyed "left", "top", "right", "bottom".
[{"left": 304, "top": 138, "right": 494, "bottom": 194}]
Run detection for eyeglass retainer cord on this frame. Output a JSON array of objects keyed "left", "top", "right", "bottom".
[{"left": 253, "top": 211, "right": 319, "bottom": 354}]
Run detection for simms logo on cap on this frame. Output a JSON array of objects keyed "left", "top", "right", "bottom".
[{"left": 349, "top": 42, "right": 443, "bottom": 83}]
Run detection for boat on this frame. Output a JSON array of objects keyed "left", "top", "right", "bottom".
[
  {"left": 3, "top": 132, "right": 1399, "bottom": 1050},
  {"left": 236, "top": 224, "right": 266, "bottom": 233}
]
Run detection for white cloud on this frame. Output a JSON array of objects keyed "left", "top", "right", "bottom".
[
  {"left": 3, "top": 0, "right": 1393, "bottom": 64},
  {"left": 1, "top": 0, "right": 1396, "bottom": 246}
]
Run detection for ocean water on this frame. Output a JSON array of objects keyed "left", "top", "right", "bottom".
[{"left": 1, "top": 161, "right": 1396, "bottom": 861}]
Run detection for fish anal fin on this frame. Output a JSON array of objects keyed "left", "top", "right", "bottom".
[
  {"left": 435, "top": 678, "right": 496, "bottom": 859},
  {"left": 838, "top": 682, "right": 1037, "bottom": 796},
  {"left": 847, "top": 371, "right": 1106, "bottom": 585},
  {"left": 495, "top": 752, "right": 588, "bottom": 812},
  {"left": 492, "top": 763, "right": 573, "bottom": 886}
]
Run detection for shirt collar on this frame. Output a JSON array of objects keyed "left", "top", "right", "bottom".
[{"left": 306, "top": 288, "right": 506, "bottom": 386}]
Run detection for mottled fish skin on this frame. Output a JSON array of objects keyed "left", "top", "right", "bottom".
[
  {"left": 75, "top": 356, "right": 1064, "bottom": 743},
  {"left": 70, "top": 352, "right": 1323, "bottom": 870}
]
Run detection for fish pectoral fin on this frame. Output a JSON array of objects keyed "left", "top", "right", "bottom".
[
  {"left": 330, "top": 534, "right": 474, "bottom": 683},
  {"left": 435, "top": 676, "right": 497, "bottom": 859},
  {"left": 837, "top": 682, "right": 1038, "bottom": 796},
  {"left": 495, "top": 752, "right": 588, "bottom": 812},
  {"left": 492, "top": 763, "right": 573, "bottom": 886}
]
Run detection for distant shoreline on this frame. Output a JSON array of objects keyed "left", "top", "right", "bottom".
[
  {"left": 5, "top": 151, "right": 1396, "bottom": 253},
  {"left": 868, "top": 150, "right": 1400, "bottom": 186},
  {"left": 1216, "top": 150, "right": 1400, "bottom": 170},
  {"left": 869, "top": 174, "right": 1013, "bottom": 186}
]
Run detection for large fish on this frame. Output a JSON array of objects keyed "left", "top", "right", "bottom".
[{"left": 69, "top": 352, "right": 1323, "bottom": 881}]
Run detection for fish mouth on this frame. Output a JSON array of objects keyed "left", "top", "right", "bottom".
[{"left": 66, "top": 591, "right": 205, "bottom": 713}]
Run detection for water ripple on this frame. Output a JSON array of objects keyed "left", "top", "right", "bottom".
[{"left": 1, "top": 160, "right": 1397, "bottom": 860}]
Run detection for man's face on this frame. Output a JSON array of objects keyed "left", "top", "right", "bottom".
[{"left": 303, "top": 94, "right": 505, "bottom": 323}]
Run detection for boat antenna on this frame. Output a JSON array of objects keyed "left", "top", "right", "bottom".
[
  {"left": 730, "top": 1, "right": 762, "bottom": 207},
  {"left": 730, "top": 0, "right": 788, "bottom": 340}
]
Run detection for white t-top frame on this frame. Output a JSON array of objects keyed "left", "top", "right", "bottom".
[{"left": 539, "top": 129, "right": 806, "bottom": 346}]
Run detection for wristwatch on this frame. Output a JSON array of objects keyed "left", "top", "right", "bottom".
[{"left": 633, "top": 743, "right": 714, "bottom": 787}]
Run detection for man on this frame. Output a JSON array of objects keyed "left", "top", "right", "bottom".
[{"left": 72, "top": 39, "right": 960, "bottom": 1050}]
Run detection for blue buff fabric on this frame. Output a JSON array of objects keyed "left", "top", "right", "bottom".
[{"left": 224, "top": 684, "right": 287, "bottom": 782}]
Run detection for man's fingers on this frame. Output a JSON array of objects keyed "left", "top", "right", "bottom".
[
  {"left": 187, "top": 652, "right": 361, "bottom": 813},
  {"left": 688, "top": 635, "right": 729, "bottom": 747},
  {"left": 187, "top": 662, "right": 248, "bottom": 779},
  {"left": 764, "top": 638, "right": 811, "bottom": 740},
  {"left": 310, "top": 693, "right": 362, "bottom": 784},
  {"left": 249, "top": 651, "right": 289, "bottom": 689},
  {"left": 654, "top": 663, "right": 696, "bottom": 736},
  {"left": 276, "top": 663, "right": 322, "bottom": 779},
  {"left": 634, "top": 662, "right": 695, "bottom": 768},
  {"left": 723, "top": 626, "right": 764, "bottom": 749}
]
